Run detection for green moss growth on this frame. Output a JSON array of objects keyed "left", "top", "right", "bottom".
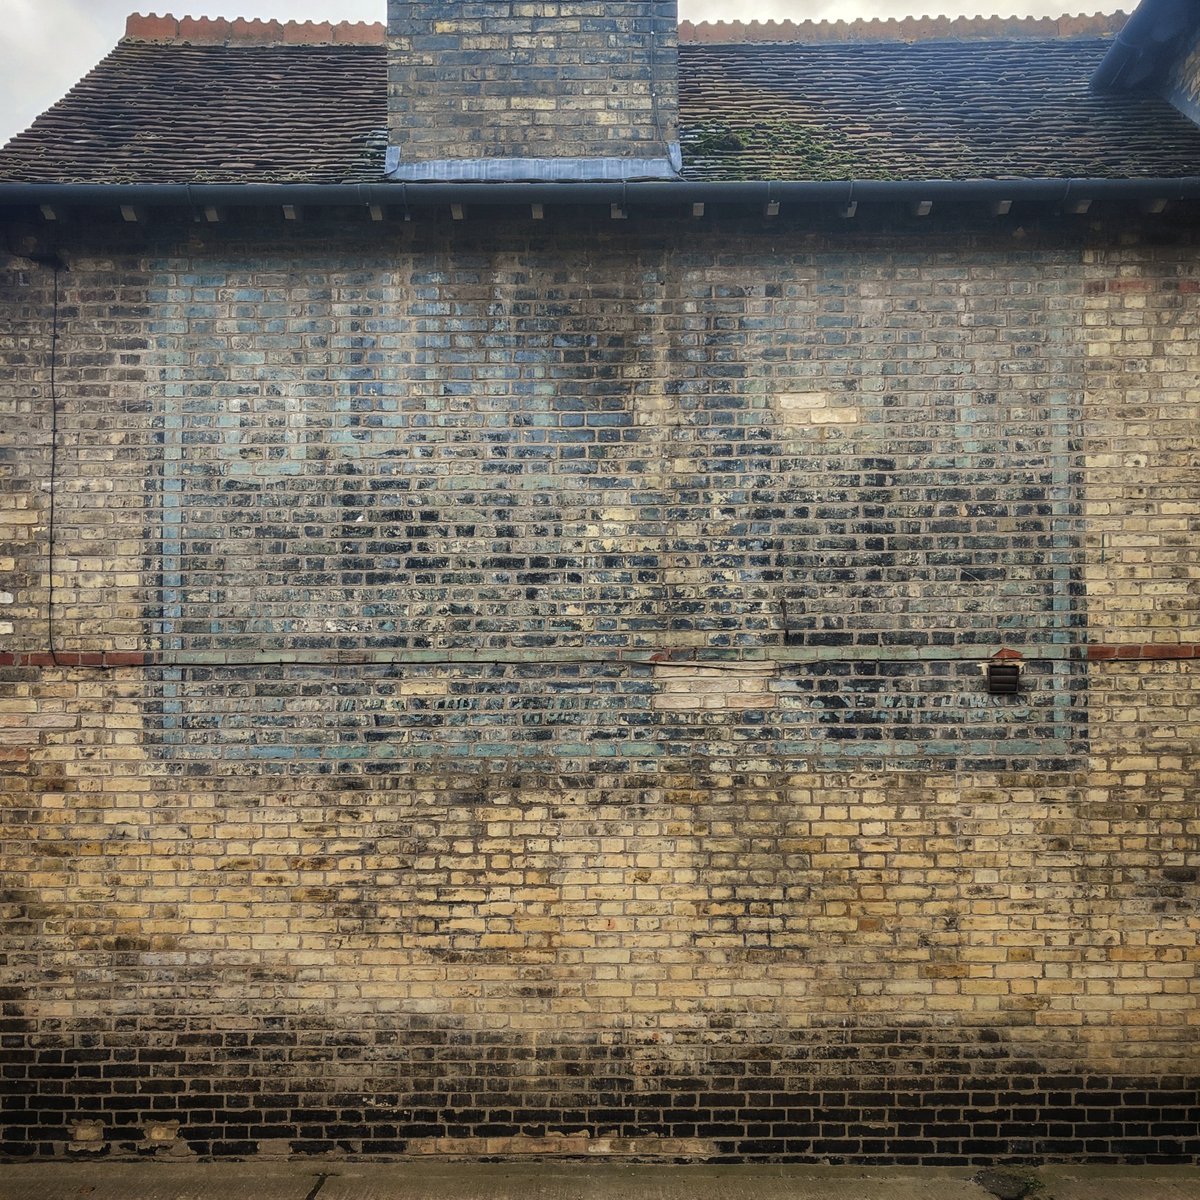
[{"left": 681, "top": 119, "right": 900, "bottom": 180}]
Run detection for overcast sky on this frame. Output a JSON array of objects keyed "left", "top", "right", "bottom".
[{"left": 1, "top": 0, "right": 1123, "bottom": 146}]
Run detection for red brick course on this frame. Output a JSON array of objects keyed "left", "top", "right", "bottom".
[
  {"left": 0, "top": 651, "right": 150, "bottom": 669},
  {"left": 1087, "top": 644, "right": 1200, "bottom": 661}
]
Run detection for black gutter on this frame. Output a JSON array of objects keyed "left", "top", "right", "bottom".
[{"left": 3, "top": 178, "right": 1200, "bottom": 210}]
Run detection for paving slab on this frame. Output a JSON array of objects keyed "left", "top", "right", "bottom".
[
  {"left": 0, "top": 1162, "right": 322, "bottom": 1200},
  {"left": 1, "top": 1163, "right": 1198, "bottom": 1200},
  {"left": 318, "top": 1165, "right": 984, "bottom": 1200},
  {"left": 1040, "top": 1165, "right": 1200, "bottom": 1199}
]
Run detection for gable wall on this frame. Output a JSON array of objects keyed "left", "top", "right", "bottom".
[{"left": 0, "top": 209, "right": 1197, "bottom": 1161}]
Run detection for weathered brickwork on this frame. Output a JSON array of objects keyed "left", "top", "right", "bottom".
[
  {"left": 1082, "top": 246, "right": 1200, "bottom": 643},
  {"left": 0, "top": 209, "right": 1197, "bottom": 1162},
  {"left": 387, "top": 2, "right": 679, "bottom": 164}
]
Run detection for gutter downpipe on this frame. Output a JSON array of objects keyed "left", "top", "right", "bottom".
[
  {"left": 1090, "top": 0, "right": 1193, "bottom": 92},
  {"left": 3, "top": 178, "right": 1200, "bottom": 211}
]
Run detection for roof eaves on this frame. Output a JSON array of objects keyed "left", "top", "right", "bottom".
[{"left": 4, "top": 177, "right": 1200, "bottom": 212}]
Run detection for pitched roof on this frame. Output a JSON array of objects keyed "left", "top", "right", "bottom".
[
  {"left": 0, "top": 39, "right": 388, "bottom": 185},
  {"left": 3, "top": 11, "right": 1200, "bottom": 186},
  {"left": 679, "top": 38, "right": 1200, "bottom": 182}
]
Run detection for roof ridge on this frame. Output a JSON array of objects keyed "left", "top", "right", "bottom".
[
  {"left": 123, "top": 12, "right": 385, "bottom": 46},
  {"left": 121, "top": 11, "right": 1128, "bottom": 49},
  {"left": 678, "top": 11, "right": 1130, "bottom": 44}
]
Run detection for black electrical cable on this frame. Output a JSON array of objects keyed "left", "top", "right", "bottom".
[{"left": 47, "top": 260, "right": 61, "bottom": 666}]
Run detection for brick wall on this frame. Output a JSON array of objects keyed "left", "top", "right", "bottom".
[
  {"left": 387, "top": 1, "right": 679, "bottom": 166},
  {"left": 1082, "top": 246, "right": 1200, "bottom": 644},
  {"left": 0, "top": 208, "right": 1197, "bottom": 1161}
]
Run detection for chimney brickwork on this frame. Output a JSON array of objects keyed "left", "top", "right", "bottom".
[{"left": 386, "top": 1, "right": 680, "bottom": 181}]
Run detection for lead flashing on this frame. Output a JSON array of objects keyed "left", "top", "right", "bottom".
[{"left": 384, "top": 147, "right": 684, "bottom": 184}]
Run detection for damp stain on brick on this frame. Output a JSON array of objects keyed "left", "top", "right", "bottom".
[{"left": 3, "top": 1013, "right": 1198, "bottom": 1162}]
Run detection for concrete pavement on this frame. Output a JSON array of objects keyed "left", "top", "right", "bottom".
[{"left": 1, "top": 1163, "right": 1199, "bottom": 1200}]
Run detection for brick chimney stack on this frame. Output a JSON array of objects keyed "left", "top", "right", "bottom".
[{"left": 386, "top": 1, "right": 681, "bottom": 182}]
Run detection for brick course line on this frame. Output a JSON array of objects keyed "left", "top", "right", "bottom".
[{"left": 6, "top": 646, "right": 1196, "bottom": 671}]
